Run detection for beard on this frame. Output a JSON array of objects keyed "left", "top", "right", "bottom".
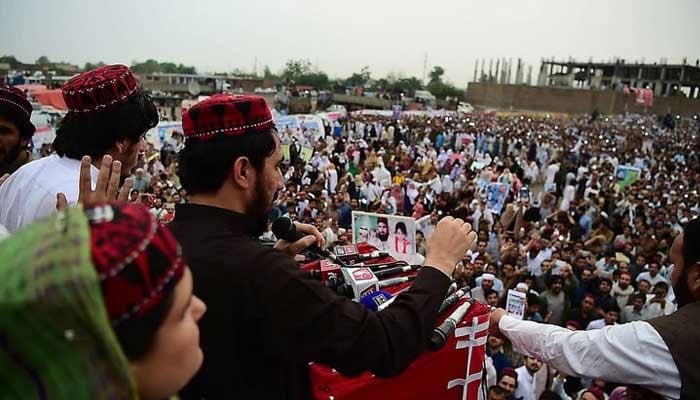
[
  {"left": 673, "top": 276, "right": 694, "bottom": 309},
  {"left": 378, "top": 231, "right": 389, "bottom": 241},
  {"left": 246, "top": 176, "right": 277, "bottom": 236},
  {"left": 0, "top": 140, "right": 23, "bottom": 170}
]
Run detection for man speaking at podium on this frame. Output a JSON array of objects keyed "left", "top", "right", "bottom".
[
  {"left": 169, "top": 94, "right": 477, "bottom": 399},
  {"left": 490, "top": 218, "right": 700, "bottom": 399}
]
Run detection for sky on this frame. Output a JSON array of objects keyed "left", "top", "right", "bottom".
[{"left": 2, "top": 0, "right": 699, "bottom": 86}]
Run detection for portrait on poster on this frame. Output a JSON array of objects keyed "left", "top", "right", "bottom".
[{"left": 352, "top": 211, "right": 416, "bottom": 262}]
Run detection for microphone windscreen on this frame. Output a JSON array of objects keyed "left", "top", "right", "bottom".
[
  {"left": 359, "top": 290, "right": 393, "bottom": 312},
  {"left": 271, "top": 216, "right": 297, "bottom": 242}
]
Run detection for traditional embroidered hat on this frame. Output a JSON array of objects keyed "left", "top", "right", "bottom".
[
  {"left": 87, "top": 202, "right": 184, "bottom": 326},
  {"left": 0, "top": 85, "right": 32, "bottom": 118},
  {"left": 182, "top": 93, "right": 274, "bottom": 141},
  {"left": 62, "top": 64, "right": 140, "bottom": 113}
]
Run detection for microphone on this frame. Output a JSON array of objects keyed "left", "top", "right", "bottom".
[
  {"left": 375, "top": 285, "right": 412, "bottom": 312},
  {"left": 439, "top": 286, "right": 469, "bottom": 313},
  {"left": 429, "top": 300, "right": 473, "bottom": 351},
  {"left": 378, "top": 275, "right": 416, "bottom": 289},
  {"left": 358, "top": 250, "right": 390, "bottom": 261},
  {"left": 319, "top": 260, "right": 343, "bottom": 289},
  {"left": 337, "top": 267, "right": 379, "bottom": 301},
  {"left": 272, "top": 217, "right": 345, "bottom": 266},
  {"left": 445, "top": 282, "right": 458, "bottom": 297},
  {"left": 374, "top": 265, "right": 420, "bottom": 279},
  {"left": 365, "top": 261, "right": 409, "bottom": 270},
  {"left": 359, "top": 290, "right": 393, "bottom": 312}
]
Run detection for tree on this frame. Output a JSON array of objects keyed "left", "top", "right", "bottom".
[
  {"left": 427, "top": 81, "right": 463, "bottom": 100},
  {"left": 392, "top": 77, "right": 423, "bottom": 97},
  {"left": 0, "top": 55, "right": 20, "bottom": 66},
  {"left": 279, "top": 59, "right": 330, "bottom": 89},
  {"left": 84, "top": 61, "right": 106, "bottom": 71},
  {"left": 263, "top": 65, "right": 279, "bottom": 81},
  {"left": 35, "top": 56, "right": 50, "bottom": 65},
  {"left": 424, "top": 65, "right": 462, "bottom": 100},
  {"left": 428, "top": 66, "right": 445, "bottom": 85},
  {"left": 131, "top": 59, "right": 196, "bottom": 74},
  {"left": 297, "top": 71, "right": 329, "bottom": 89},
  {"left": 343, "top": 65, "right": 372, "bottom": 88},
  {"left": 360, "top": 65, "right": 371, "bottom": 82},
  {"left": 281, "top": 59, "right": 313, "bottom": 83}
]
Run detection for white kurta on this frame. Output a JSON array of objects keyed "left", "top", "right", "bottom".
[
  {"left": 0, "top": 154, "right": 99, "bottom": 233},
  {"left": 499, "top": 315, "right": 681, "bottom": 399}
]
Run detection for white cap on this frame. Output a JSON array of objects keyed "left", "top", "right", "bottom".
[
  {"left": 482, "top": 273, "right": 496, "bottom": 281},
  {"left": 516, "top": 282, "right": 529, "bottom": 291}
]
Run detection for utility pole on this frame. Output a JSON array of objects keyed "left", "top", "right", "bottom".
[{"left": 422, "top": 52, "right": 428, "bottom": 84}]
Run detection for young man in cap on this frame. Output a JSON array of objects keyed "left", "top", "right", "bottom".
[
  {"left": 169, "top": 94, "right": 475, "bottom": 399},
  {"left": 490, "top": 218, "right": 700, "bottom": 399},
  {"left": 0, "top": 85, "right": 35, "bottom": 176},
  {"left": 0, "top": 64, "right": 157, "bottom": 232}
]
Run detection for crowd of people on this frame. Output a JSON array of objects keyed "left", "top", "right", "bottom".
[
  {"left": 0, "top": 63, "right": 698, "bottom": 400},
  {"left": 263, "top": 110, "right": 699, "bottom": 399}
]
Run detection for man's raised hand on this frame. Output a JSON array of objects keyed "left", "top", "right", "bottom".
[
  {"left": 56, "top": 155, "right": 133, "bottom": 211},
  {"left": 425, "top": 216, "right": 477, "bottom": 277}
]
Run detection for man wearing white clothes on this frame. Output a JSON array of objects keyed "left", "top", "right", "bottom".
[
  {"left": 544, "top": 160, "right": 559, "bottom": 185},
  {"left": 0, "top": 65, "right": 155, "bottom": 233},
  {"left": 636, "top": 261, "right": 669, "bottom": 287},
  {"left": 489, "top": 218, "right": 700, "bottom": 399},
  {"left": 514, "top": 356, "right": 545, "bottom": 400}
]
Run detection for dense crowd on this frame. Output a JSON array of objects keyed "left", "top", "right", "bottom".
[
  {"left": 1, "top": 62, "right": 699, "bottom": 400},
  {"left": 90, "top": 109, "right": 698, "bottom": 399}
]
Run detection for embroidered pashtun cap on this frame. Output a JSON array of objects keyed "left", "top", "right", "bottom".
[
  {"left": 62, "top": 64, "right": 140, "bottom": 113},
  {"left": 182, "top": 93, "right": 274, "bottom": 142}
]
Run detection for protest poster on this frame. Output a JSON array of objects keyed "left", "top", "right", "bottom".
[
  {"left": 300, "top": 145, "right": 314, "bottom": 163},
  {"left": 506, "top": 289, "right": 526, "bottom": 319},
  {"left": 614, "top": 165, "right": 641, "bottom": 191},
  {"left": 484, "top": 182, "right": 511, "bottom": 214},
  {"left": 352, "top": 211, "right": 416, "bottom": 262},
  {"left": 145, "top": 121, "right": 183, "bottom": 150},
  {"left": 415, "top": 214, "right": 437, "bottom": 239},
  {"left": 470, "top": 161, "right": 486, "bottom": 171},
  {"left": 280, "top": 143, "right": 291, "bottom": 162}
]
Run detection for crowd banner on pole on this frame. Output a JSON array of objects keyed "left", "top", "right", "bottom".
[
  {"left": 614, "top": 165, "right": 641, "bottom": 191},
  {"left": 300, "top": 146, "right": 314, "bottom": 163},
  {"left": 484, "top": 183, "right": 511, "bottom": 214}
]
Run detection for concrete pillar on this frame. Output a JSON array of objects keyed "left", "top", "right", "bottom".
[
  {"left": 495, "top": 58, "right": 500, "bottom": 83},
  {"left": 654, "top": 81, "right": 663, "bottom": 96},
  {"left": 549, "top": 61, "right": 554, "bottom": 85},
  {"left": 526, "top": 65, "right": 532, "bottom": 86},
  {"left": 508, "top": 58, "right": 513, "bottom": 84}
]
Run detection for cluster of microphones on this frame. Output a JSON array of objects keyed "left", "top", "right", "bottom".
[{"left": 272, "top": 217, "right": 475, "bottom": 351}]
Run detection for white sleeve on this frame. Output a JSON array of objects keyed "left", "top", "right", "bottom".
[{"left": 499, "top": 316, "right": 681, "bottom": 399}]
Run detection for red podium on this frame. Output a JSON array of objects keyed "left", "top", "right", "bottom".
[{"left": 303, "top": 244, "right": 490, "bottom": 400}]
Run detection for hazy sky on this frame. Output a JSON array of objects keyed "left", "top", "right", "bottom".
[{"left": 2, "top": 0, "right": 699, "bottom": 86}]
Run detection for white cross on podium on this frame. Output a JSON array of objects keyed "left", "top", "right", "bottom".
[{"left": 446, "top": 314, "right": 490, "bottom": 400}]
